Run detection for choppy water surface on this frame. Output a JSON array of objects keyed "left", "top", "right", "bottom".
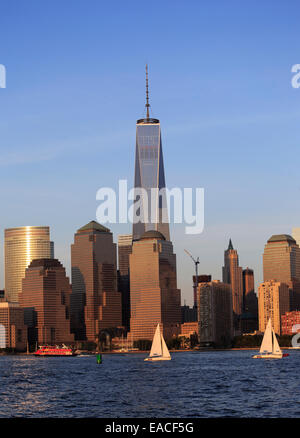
[{"left": 0, "top": 350, "right": 300, "bottom": 417}]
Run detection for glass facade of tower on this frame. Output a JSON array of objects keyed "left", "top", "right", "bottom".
[
  {"left": 5, "top": 226, "right": 53, "bottom": 303},
  {"left": 133, "top": 119, "right": 170, "bottom": 241}
]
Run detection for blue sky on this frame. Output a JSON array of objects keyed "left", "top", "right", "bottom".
[{"left": 0, "top": 0, "right": 300, "bottom": 305}]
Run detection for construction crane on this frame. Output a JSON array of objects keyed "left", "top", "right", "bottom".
[{"left": 184, "top": 249, "right": 200, "bottom": 307}]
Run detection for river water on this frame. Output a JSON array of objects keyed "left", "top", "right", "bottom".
[{"left": 0, "top": 350, "right": 299, "bottom": 417}]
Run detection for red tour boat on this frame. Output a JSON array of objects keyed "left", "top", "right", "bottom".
[{"left": 34, "top": 344, "right": 77, "bottom": 357}]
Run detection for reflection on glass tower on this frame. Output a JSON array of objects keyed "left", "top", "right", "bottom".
[{"left": 132, "top": 66, "right": 170, "bottom": 241}]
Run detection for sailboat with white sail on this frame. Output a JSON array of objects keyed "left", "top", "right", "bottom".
[
  {"left": 252, "top": 318, "right": 289, "bottom": 359},
  {"left": 144, "top": 324, "right": 171, "bottom": 361}
]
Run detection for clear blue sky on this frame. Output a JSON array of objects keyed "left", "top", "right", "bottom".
[{"left": 1, "top": 0, "right": 300, "bottom": 305}]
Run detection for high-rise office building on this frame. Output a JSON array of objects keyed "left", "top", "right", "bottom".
[
  {"left": 132, "top": 66, "right": 170, "bottom": 242},
  {"left": 70, "top": 221, "right": 122, "bottom": 342},
  {"left": 197, "top": 280, "right": 233, "bottom": 347},
  {"left": 241, "top": 268, "right": 258, "bottom": 333},
  {"left": 129, "top": 230, "right": 181, "bottom": 341},
  {"left": 292, "top": 228, "right": 300, "bottom": 248},
  {"left": 258, "top": 280, "right": 290, "bottom": 335},
  {"left": 193, "top": 275, "right": 211, "bottom": 308},
  {"left": 222, "top": 239, "right": 243, "bottom": 331},
  {"left": 117, "top": 234, "right": 132, "bottom": 332},
  {"left": 4, "top": 226, "right": 54, "bottom": 303},
  {"left": 263, "top": 234, "right": 300, "bottom": 309},
  {"left": 19, "top": 258, "right": 74, "bottom": 346}
]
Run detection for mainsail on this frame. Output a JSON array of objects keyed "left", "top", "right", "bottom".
[
  {"left": 260, "top": 318, "right": 273, "bottom": 354},
  {"left": 149, "top": 324, "right": 163, "bottom": 357}
]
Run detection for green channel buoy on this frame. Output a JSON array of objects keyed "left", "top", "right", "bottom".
[{"left": 96, "top": 353, "right": 102, "bottom": 364}]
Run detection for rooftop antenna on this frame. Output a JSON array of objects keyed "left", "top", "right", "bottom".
[
  {"left": 145, "top": 64, "right": 150, "bottom": 119},
  {"left": 184, "top": 249, "right": 200, "bottom": 307}
]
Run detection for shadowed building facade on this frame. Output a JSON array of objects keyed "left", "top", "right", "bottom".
[
  {"left": 241, "top": 268, "right": 258, "bottom": 333},
  {"left": 197, "top": 280, "right": 233, "bottom": 347},
  {"left": 5, "top": 226, "right": 54, "bottom": 303},
  {"left": 258, "top": 280, "right": 290, "bottom": 335},
  {"left": 222, "top": 239, "right": 243, "bottom": 332},
  {"left": 19, "top": 259, "right": 74, "bottom": 345},
  {"left": 132, "top": 66, "right": 170, "bottom": 242},
  {"left": 70, "top": 221, "right": 122, "bottom": 342},
  {"left": 129, "top": 230, "right": 181, "bottom": 342},
  {"left": 263, "top": 234, "right": 300, "bottom": 310},
  {"left": 0, "top": 302, "right": 26, "bottom": 350},
  {"left": 117, "top": 234, "right": 132, "bottom": 332}
]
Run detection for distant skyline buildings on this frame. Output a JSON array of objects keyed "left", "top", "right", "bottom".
[{"left": 4, "top": 226, "right": 54, "bottom": 303}]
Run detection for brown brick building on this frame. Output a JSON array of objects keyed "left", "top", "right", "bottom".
[
  {"left": 19, "top": 258, "right": 74, "bottom": 346},
  {"left": 70, "top": 221, "right": 122, "bottom": 342},
  {"left": 129, "top": 230, "right": 181, "bottom": 342},
  {"left": 281, "top": 311, "right": 300, "bottom": 335}
]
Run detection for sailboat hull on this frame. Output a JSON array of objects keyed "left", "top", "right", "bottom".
[
  {"left": 144, "top": 356, "right": 171, "bottom": 361},
  {"left": 252, "top": 353, "right": 289, "bottom": 359}
]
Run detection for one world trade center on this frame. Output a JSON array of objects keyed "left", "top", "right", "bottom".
[{"left": 132, "top": 66, "right": 170, "bottom": 242}]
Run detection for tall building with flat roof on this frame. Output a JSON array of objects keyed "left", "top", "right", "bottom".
[
  {"left": 222, "top": 239, "right": 243, "bottom": 332},
  {"left": 129, "top": 230, "right": 181, "bottom": 342},
  {"left": 263, "top": 234, "right": 300, "bottom": 310},
  {"left": 19, "top": 258, "right": 73, "bottom": 346},
  {"left": 117, "top": 234, "right": 132, "bottom": 332},
  {"left": 197, "top": 280, "right": 233, "bottom": 347},
  {"left": 70, "top": 221, "right": 122, "bottom": 342},
  {"left": 5, "top": 226, "right": 54, "bottom": 303},
  {"left": 258, "top": 280, "right": 290, "bottom": 335},
  {"left": 242, "top": 268, "right": 258, "bottom": 333},
  {"left": 132, "top": 66, "right": 170, "bottom": 242},
  {"left": 292, "top": 228, "right": 300, "bottom": 248}
]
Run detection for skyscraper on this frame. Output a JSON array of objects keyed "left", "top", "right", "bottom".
[
  {"left": 197, "top": 280, "right": 233, "bottom": 347},
  {"left": 241, "top": 267, "right": 258, "bottom": 332},
  {"left": 70, "top": 221, "right": 122, "bottom": 341},
  {"left": 117, "top": 234, "right": 132, "bottom": 331},
  {"left": 263, "top": 234, "right": 300, "bottom": 309},
  {"left": 222, "top": 239, "right": 243, "bottom": 331},
  {"left": 292, "top": 228, "right": 300, "bottom": 248},
  {"left": 258, "top": 280, "right": 290, "bottom": 335},
  {"left": 132, "top": 65, "right": 170, "bottom": 241},
  {"left": 129, "top": 230, "right": 181, "bottom": 341},
  {"left": 5, "top": 226, "right": 54, "bottom": 303},
  {"left": 20, "top": 258, "right": 74, "bottom": 346}
]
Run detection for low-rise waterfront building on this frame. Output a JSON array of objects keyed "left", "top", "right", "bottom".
[{"left": 0, "top": 302, "right": 26, "bottom": 350}]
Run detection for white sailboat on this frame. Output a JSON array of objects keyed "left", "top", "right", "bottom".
[
  {"left": 253, "top": 318, "right": 289, "bottom": 359},
  {"left": 144, "top": 324, "right": 171, "bottom": 361}
]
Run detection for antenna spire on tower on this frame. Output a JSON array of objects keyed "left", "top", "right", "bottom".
[{"left": 145, "top": 64, "right": 150, "bottom": 119}]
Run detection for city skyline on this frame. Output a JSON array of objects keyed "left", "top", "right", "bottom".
[{"left": 1, "top": 1, "right": 300, "bottom": 306}]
